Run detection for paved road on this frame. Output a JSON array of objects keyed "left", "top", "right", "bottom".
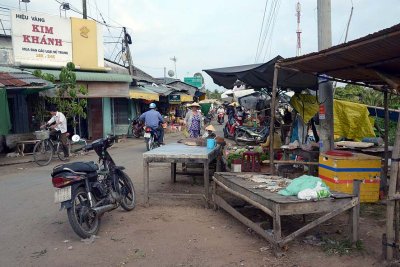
[
  {"left": 0, "top": 122, "right": 231, "bottom": 266},
  {"left": 0, "top": 134, "right": 154, "bottom": 265}
]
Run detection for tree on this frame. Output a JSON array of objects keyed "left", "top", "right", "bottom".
[
  {"left": 206, "top": 89, "right": 222, "bottom": 100},
  {"left": 34, "top": 62, "right": 88, "bottom": 134}
]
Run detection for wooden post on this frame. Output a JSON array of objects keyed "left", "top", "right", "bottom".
[
  {"left": 269, "top": 65, "right": 279, "bottom": 174},
  {"left": 273, "top": 205, "right": 282, "bottom": 242},
  {"left": 171, "top": 162, "right": 176, "bottom": 183},
  {"left": 382, "top": 88, "right": 389, "bottom": 190},
  {"left": 386, "top": 110, "right": 400, "bottom": 260},
  {"left": 143, "top": 159, "right": 150, "bottom": 207},
  {"left": 204, "top": 160, "right": 210, "bottom": 208},
  {"left": 351, "top": 179, "right": 361, "bottom": 243}
]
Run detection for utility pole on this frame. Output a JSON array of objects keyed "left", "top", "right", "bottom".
[
  {"left": 170, "top": 56, "right": 177, "bottom": 79},
  {"left": 295, "top": 1, "right": 302, "bottom": 56},
  {"left": 317, "top": 0, "right": 334, "bottom": 152},
  {"left": 123, "top": 27, "right": 134, "bottom": 75},
  {"left": 82, "top": 0, "right": 87, "bottom": 19}
]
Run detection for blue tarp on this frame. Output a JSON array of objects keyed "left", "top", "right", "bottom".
[{"left": 367, "top": 106, "right": 399, "bottom": 122}]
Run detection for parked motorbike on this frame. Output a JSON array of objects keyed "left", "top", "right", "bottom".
[
  {"left": 144, "top": 127, "right": 160, "bottom": 151},
  {"left": 51, "top": 135, "right": 136, "bottom": 238},
  {"left": 217, "top": 113, "right": 224, "bottom": 124},
  {"left": 223, "top": 118, "right": 238, "bottom": 139},
  {"left": 234, "top": 125, "right": 269, "bottom": 146},
  {"left": 129, "top": 117, "right": 145, "bottom": 138}
]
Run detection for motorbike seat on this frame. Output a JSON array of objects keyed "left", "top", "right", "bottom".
[{"left": 52, "top": 161, "right": 99, "bottom": 175}]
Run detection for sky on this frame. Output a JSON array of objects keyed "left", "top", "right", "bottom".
[{"left": 1, "top": 0, "right": 400, "bottom": 91}]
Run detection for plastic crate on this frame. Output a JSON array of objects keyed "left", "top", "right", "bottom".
[{"left": 319, "top": 152, "right": 381, "bottom": 203}]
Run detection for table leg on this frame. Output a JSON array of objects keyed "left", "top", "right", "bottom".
[
  {"left": 182, "top": 163, "right": 187, "bottom": 173},
  {"left": 273, "top": 205, "right": 281, "bottom": 242},
  {"left": 171, "top": 162, "right": 176, "bottom": 183},
  {"left": 143, "top": 160, "right": 149, "bottom": 207},
  {"left": 204, "top": 160, "right": 210, "bottom": 208}
]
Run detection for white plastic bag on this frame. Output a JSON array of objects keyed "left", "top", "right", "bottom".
[{"left": 297, "top": 182, "right": 330, "bottom": 200}]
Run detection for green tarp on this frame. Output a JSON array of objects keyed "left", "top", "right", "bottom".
[{"left": 0, "top": 88, "right": 11, "bottom": 135}]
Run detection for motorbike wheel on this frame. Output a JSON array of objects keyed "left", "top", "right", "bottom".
[
  {"left": 132, "top": 129, "right": 141, "bottom": 138},
  {"left": 223, "top": 125, "right": 228, "bottom": 138},
  {"left": 67, "top": 187, "right": 100, "bottom": 239},
  {"left": 234, "top": 130, "right": 252, "bottom": 146},
  {"left": 145, "top": 136, "right": 155, "bottom": 151},
  {"left": 116, "top": 171, "right": 136, "bottom": 211}
]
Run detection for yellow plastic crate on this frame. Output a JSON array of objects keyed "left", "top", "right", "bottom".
[{"left": 319, "top": 152, "right": 381, "bottom": 203}]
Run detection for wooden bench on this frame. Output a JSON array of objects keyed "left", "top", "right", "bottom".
[{"left": 16, "top": 140, "right": 41, "bottom": 156}]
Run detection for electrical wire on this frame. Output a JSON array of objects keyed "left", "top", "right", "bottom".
[
  {"left": 256, "top": 0, "right": 279, "bottom": 62},
  {"left": 254, "top": 0, "right": 269, "bottom": 63},
  {"left": 263, "top": 0, "right": 281, "bottom": 61}
]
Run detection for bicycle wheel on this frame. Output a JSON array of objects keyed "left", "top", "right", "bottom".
[
  {"left": 57, "top": 140, "right": 70, "bottom": 161},
  {"left": 33, "top": 140, "right": 53, "bottom": 166}
]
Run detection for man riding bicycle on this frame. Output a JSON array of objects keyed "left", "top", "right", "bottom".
[
  {"left": 139, "top": 103, "right": 165, "bottom": 144},
  {"left": 41, "top": 105, "right": 69, "bottom": 158}
]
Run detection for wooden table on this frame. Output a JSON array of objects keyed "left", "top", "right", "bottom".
[
  {"left": 16, "top": 140, "right": 40, "bottom": 156},
  {"left": 212, "top": 172, "right": 360, "bottom": 249},
  {"left": 143, "top": 143, "right": 221, "bottom": 206}
]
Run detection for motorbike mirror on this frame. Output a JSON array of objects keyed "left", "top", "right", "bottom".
[{"left": 71, "top": 134, "right": 81, "bottom": 143}]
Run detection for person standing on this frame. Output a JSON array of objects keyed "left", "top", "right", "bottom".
[
  {"left": 184, "top": 103, "right": 204, "bottom": 138},
  {"left": 43, "top": 105, "right": 69, "bottom": 158},
  {"left": 139, "top": 103, "right": 165, "bottom": 144}
]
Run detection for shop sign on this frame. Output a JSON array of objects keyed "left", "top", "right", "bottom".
[
  {"left": 184, "top": 77, "right": 202, "bottom": 88},
  {"left": 169, "top": 94, "right": 181, "bottom": 104},
  {"left": 11, "top": 11, "right": 72, "bottom": 67}
]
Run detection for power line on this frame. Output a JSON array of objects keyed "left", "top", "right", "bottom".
[
  {"left": 263, "top": 0, "right": 281, "bottom": 61},
  {"left": 254, "top": 0, "right": 269, "bottom": 63}
]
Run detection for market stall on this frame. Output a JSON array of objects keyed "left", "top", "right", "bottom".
[
  {"left": 212, "top": 172, "right": 360, "bottom": 249},
  {"left": 275, "top": 23, "right": 400, "bottom": 260},
  {"left": 143, "top": 143, "right": 221, "bottom": 207}
]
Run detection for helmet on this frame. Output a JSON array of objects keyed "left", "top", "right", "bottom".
[{"left": 149, "top": 103, "right": 156, "bottom": 109}]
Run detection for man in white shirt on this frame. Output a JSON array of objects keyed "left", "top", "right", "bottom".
[{"left": 43, "top": 105, "right": 69, "bottom": 158}]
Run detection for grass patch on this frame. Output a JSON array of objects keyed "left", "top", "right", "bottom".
[{"left": 322, "top": 239, "right": 365, "bottom": 256}]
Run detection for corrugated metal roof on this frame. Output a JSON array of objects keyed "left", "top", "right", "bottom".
[
  {"left": 279, "top": 23, "right": 400, "bottom": 92},
  {"left": 24, "top": 68, "right": 132, "bottom": 83},
  {"left": 0, "top": 68, "right": 54, "bottom": 91}
]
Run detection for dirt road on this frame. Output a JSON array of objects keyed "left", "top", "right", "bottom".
[{"left": 0, "top": 127, "right": 384, "bottom": 266}]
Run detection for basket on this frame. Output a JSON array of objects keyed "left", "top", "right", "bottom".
[{"left": 35, "top": 130, "right": 50, "bottom": 140}]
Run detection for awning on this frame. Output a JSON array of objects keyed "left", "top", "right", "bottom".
[
  {"left": 180, "top": 94, "right": 193, "bottom": 102},
  {"left": 0, "top": 67, "right": 55, "bottom": 94},
  {"left": 278, "top": 23, "right": 400, "bottom": 93},
  {"left": 130, "top": 87, "right": 159, "bottom": 101},
  {"left": 25, "top": 68, "right": 132, "bottom": 83},
  {"left": 203, "top": 56, "right": 318, "bottom": 91}
]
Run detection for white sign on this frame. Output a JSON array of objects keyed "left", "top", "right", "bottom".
[{"left": 11, "top": 11, "right": 72, "bottom": 67}]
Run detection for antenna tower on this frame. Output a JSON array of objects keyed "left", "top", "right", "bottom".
[{"left": 295, "top": 1, "right": 302, "bottom": 56}]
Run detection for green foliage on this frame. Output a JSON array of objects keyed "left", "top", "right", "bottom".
[
  {"left": 322, "top": 238, "right": 364, "bottom": 256},
  {"left": 206, "top": 89, "right": 222, "bottom": 100},
  {"left": 334, "top": 84, "right": 400, "bottom": 109},
  {"left": 34, "top": 62, "right": 88, "bottom": 131}
]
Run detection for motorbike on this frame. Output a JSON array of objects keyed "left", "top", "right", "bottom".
[
  {"left": 129, "top": 117, "right": 145, "bottom": 138},
  {"left": 234, "top": 125, "right": 269, "bottom": 146},
  {"left": 223, "top": 117, "right": 238, "bottom": 139},
  {"left": 217, "top": 113, "right": 224, "bottom": 124},
  {"left": 144, "top": 126, "right": 160, "bottom": 151},
  {"left": 51, "top": 135, "right": 136, "bottom": 238}
]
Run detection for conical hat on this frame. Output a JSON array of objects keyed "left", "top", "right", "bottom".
[{"left": 205, "top": 125, "right": 216, "bottom": 132}]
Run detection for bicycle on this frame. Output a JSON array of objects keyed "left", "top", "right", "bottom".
[{"left": 33, "top": 128, "right": 71, "bottom": 166}]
